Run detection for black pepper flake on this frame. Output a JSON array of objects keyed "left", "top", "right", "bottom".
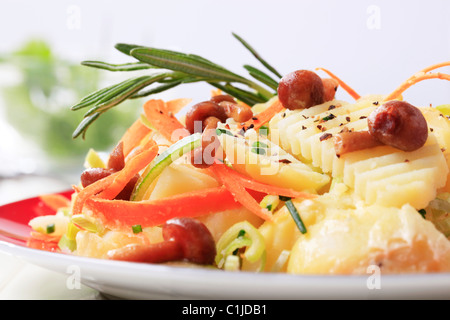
[
  {"left": 359, "top": 116, "right": 367, "bottom": 119},
  {"left": 302, "top": 115, "right": 308, "bottom": 119},
  {"left": 373, "top": 101, "right": 379, "bottom": 105},
  {"left": 302, "top": 125, "right": 307, "bottom": 130},
  {"left": 248, "top": 124, "right": 255, "bottom": 130},
  {"left": 345, "top": 116, "right": 351, "bottom": 122},
  {"left": 319, "top": 133, "right": 333, "bottom": 141},
  {"left": 238, "top": 127, "right": 246, "bottom": 136},
  {"left": 159, "top": 110, "right": 163, "bottom": 114},
  {"left": 252, "top": 117, "right": 258, "bottom": 120},
  {"left": 328, "top": 105, "right": 336, "bottom": 110},
  {"left": 282, "top": 113, "right": 286, "bottom": 118},
  {"left": 430, "top": 128, "right": 434, "bottom": 132},
  {"left": 316, "top": 125, "right": 322, "bottom": 130}
]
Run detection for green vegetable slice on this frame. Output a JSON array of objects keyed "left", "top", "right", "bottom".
[
  {"left": 131, "top": 133, "right": 202, "bottom": 201},
  {"left": 215, "top": 221, "right": 266, "bottom": 272}
]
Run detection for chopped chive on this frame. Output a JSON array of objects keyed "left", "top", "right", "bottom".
[
  {"left": 284, "top": 199, "right": 307, "bottom": 234},
  {"left": 237, "top": 229, "right": 246, "bottom": 238},
  {"left": 46, "top": 223, "right": 55, "bottom": 234},
  {"left": 322, "top": 114, "right": 336, "bottom": 121},
  {"left": 266, "top": 204, "right": 273, "bottom": 211},
  {"left": 259, "top": 125, "right": 269, "bottom": 136},
  {"left": 418, "top": 209, "right": 426, "bottom": 219},
  {"left": 132, "top": 224, "right": 143, "bottom": 234},
  {"left": 252, "top": 141, "right": 268, "bottom": 148},
  {"left": 216, "top": 128, "right": 234, "bottom": 136},
  {"left": 251, "top": 147, "right": 266, "bottom": 155},
  {"left": 251, "top": 141, "right": 268, "bottom": 155}
]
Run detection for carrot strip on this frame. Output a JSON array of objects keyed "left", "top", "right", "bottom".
[
  {"left": 165, "top": 98, "right": 192, "bottom": 114},
  {"left": 240, "top": 99, "right": 284, "bottom": 131},
  {"left": 210, "top": 161, "right": 316, "bottom": 200},
  {"left": 39, "top": 194, "right": 71, "bottom": 212},
  {"left": 143, "top": 99, "right": 190, "bottom": 143},
  {"left": 209, "top": 162, "right": 274, "bottom": 222},
  {"left": 120, "top": 118, "right": 152, "bottom": 157},
  {"left": 385, "top": 72, "right": 450, "bottom": 101},
  {"left": 72, "top": 172, "right": 119, "bottom": 216},
  {"left": 316, "top": 67, "right": 361, "bottom": 100},
  {"left": 419, "top": 61, "right": 450, "bottom": 73},
  {"left": 86, "top": 186, "right": 241, "bottom": 231},
  {"left": 98, "top": 143, "right": 159, "bottom": 200}
]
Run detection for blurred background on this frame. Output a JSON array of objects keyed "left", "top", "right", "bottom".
[{"left": 0, "top": 0, "right": 449, "bottom": 203}]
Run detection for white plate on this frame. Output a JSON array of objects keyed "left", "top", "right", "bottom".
[{"left": 1, "top": 240, "right": 450, "bottom": 300}]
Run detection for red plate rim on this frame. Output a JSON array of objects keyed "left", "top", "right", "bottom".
[{"left": 0, "top": 190, "right": 73, "bottom": 247}]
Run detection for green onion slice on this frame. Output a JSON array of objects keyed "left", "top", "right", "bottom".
[
  {"left": 131, "top": 133, "right": 201, "bottom": 201},
  {"left": 215, "top": 221, "right": 266, "bottom": 272}
]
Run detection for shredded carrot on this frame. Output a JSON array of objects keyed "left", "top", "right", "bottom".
[
  {"left": 211, "top": 88, "right": 223, "bottom": 97},
  {"left": 120, "top": 118, "right": 152, "bottom": 157},
  {"left": 39, "top": 194, "right": 71, "bottom": 212},
  {"left": 385, "top": 72, "right": 450, "bottom": 101},
  {"left": 384, "top": 61, "right": 450, "bottom": 101},
  {"left": 72, "top": 172, "right": 119, "bottom": 216},
  {"left": 209, "top": 161, "right": 276, "bottom": 222},
  {"left": 98, "top": 143, "right": 159, "bottom": 200},
  {"left": 316, "top": 67, "right": 361, "bottom": 100},
  {"left": 240, "top": 99, "right": 284, "bottom": 131},
  {"left": 419, "top": 61, "right": 450, "bottom": 73},
  {"left": 85, "top": 186, "right": 241, "bottom": 231},
  {"left": 165, "top": 98, "right": 192, "bottom": 115},
  {"left": 143, "top": 99, "right": 190, "bottom": 143},
  {"left": 210, "top": 161, "right": 316, "bottom": 200}
]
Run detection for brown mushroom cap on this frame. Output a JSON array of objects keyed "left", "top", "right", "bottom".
[
  {"left": 163, "top": 218, "right": 216, "bottom": 265},
  {"left": 185, "top": 101, "right": 228, "bottom": 134}
]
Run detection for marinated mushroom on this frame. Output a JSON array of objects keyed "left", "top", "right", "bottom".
[
  {"left": 277, "top": 70, "right": 325, "bottom": 110},
  {"left": 367, "top": 100, "right": 428, "bottom": 152},
  {"left": 107, "top": 217, "right": 216, "bottom": 265}
]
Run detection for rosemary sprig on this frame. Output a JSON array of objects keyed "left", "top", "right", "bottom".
[
  {"left": 71, "top": 33, "right": 280, "bottom": 139},
  {"left": 232, "top": 33, "right": 282, "bottom": 79}
]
